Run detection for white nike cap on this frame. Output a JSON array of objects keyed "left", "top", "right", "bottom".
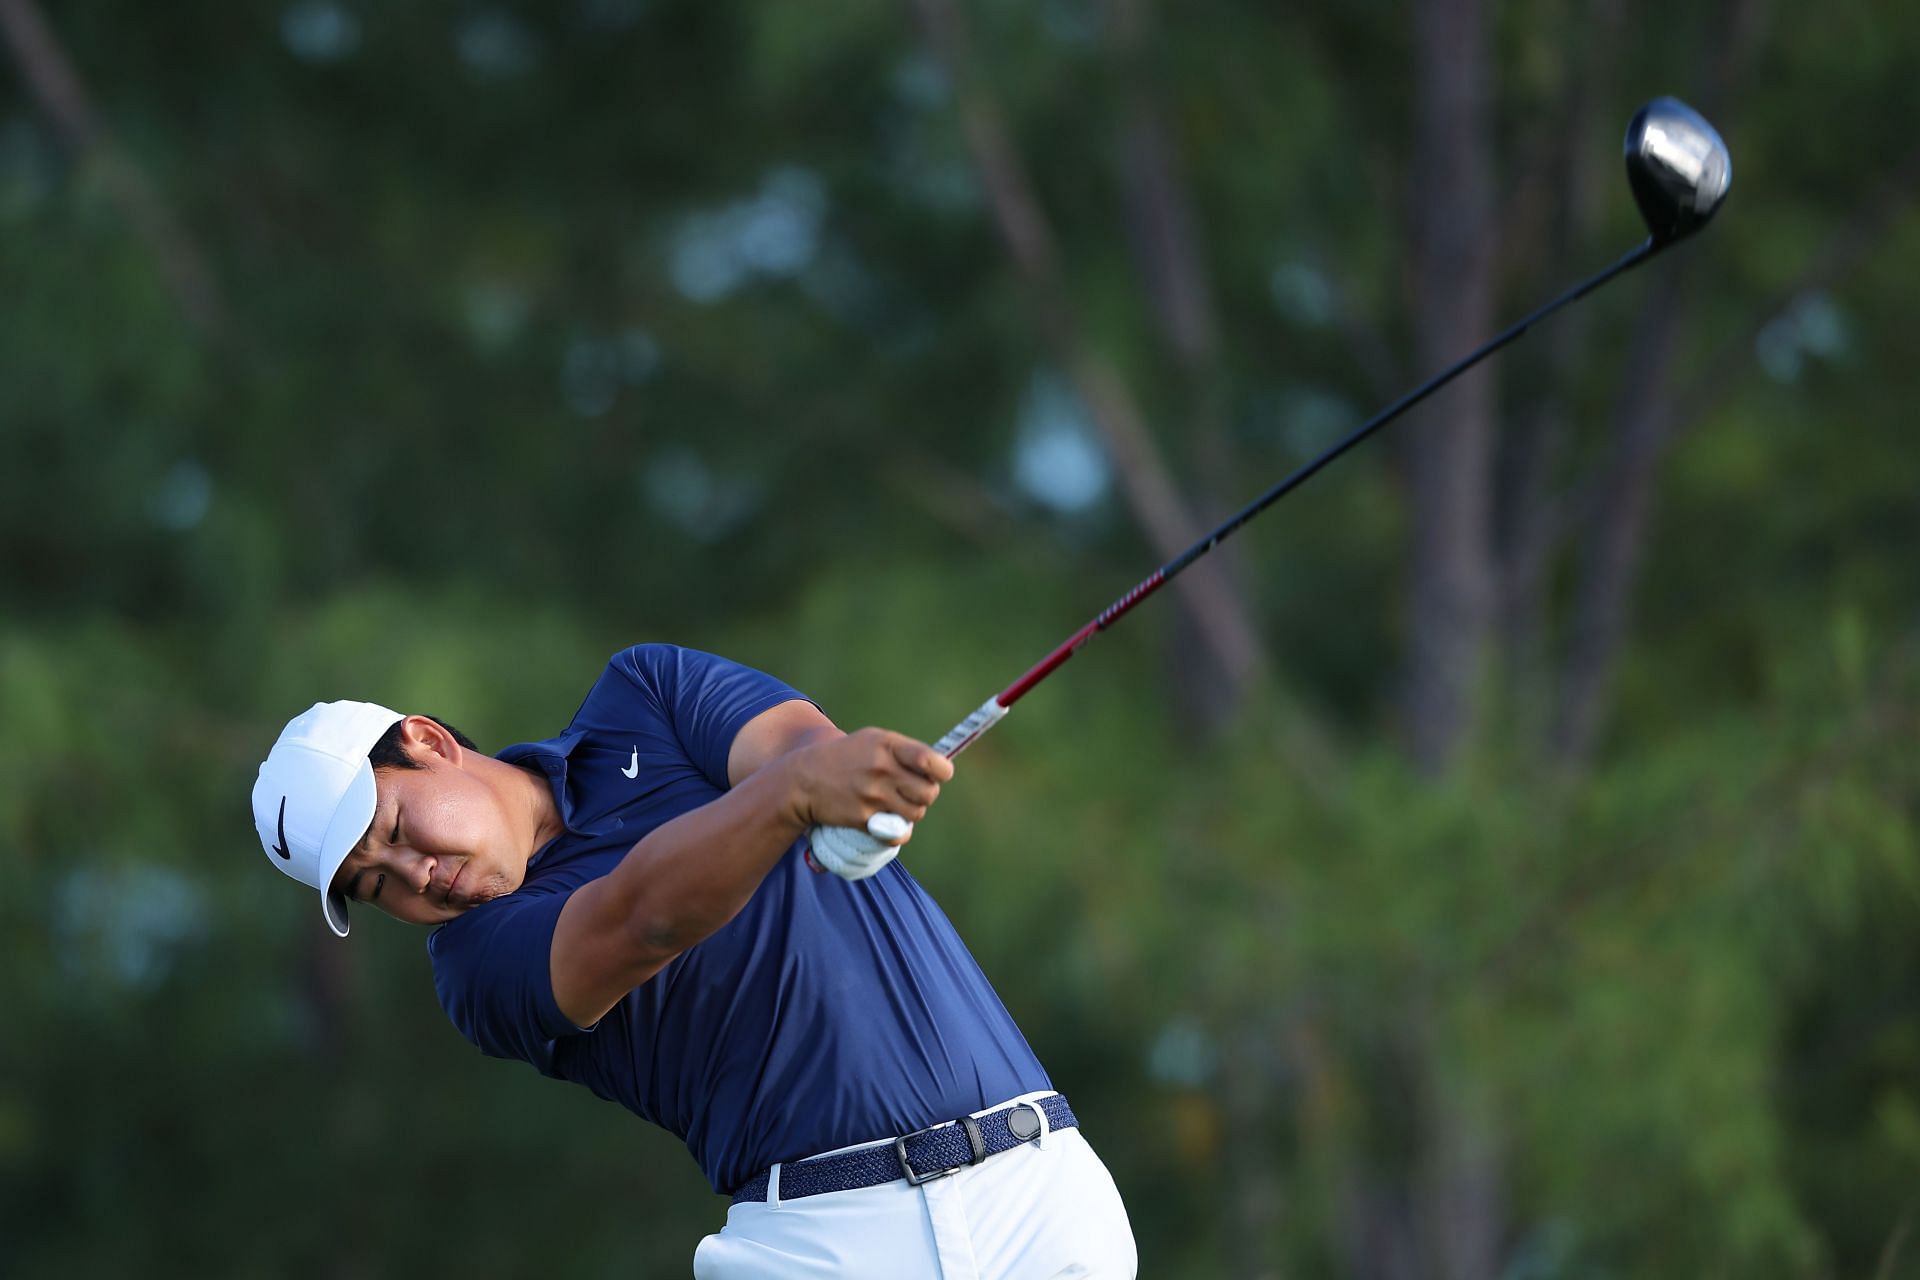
[{"left": 252, "top": 700, "right": 405, "bottom": 938}]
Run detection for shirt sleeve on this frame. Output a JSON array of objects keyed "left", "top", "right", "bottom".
[
  {"left": 429, "top": 888, "right": 588, "bottom": 1071},
  {"left": 613, "top": 645, "right": 812, "bottom": 789}
]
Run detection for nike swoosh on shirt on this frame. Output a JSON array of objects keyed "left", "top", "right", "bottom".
[{"left": 621, "top": 749, "right": 640, "bottom": 779}]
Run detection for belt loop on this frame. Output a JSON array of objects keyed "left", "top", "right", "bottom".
[
  {"left": 768, "top": 1161, "right": 783, "bottom": 1209},
  {"left": 1022, "top": 1098, "right": 1052, "bottom": 1150}
]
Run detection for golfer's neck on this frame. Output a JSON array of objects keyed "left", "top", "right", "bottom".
[{"left": 508, "top": 759, "right": 566, "bottom": 858}]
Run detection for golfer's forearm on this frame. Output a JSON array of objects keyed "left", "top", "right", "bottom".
[
  {"left": 726, "top": 698, "right": 843, "bottom": 786},
  {"left": 605, "top": 758, "right": 808, "bottom": 954}
]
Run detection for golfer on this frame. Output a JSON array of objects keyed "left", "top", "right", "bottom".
[{"left": 252, "top": 643, "right": 1136, "bottom": 1278}]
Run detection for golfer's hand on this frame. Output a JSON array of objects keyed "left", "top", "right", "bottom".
[
  {"left": 789, "top": 729, "right": 952, "bottom": 881},
  {"left": 788, "top": 728, "right": 950, "bottom": 830}
]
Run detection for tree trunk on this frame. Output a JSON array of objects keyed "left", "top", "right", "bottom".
[
  {"left": 0, "top": 0, "right": 228, "bottom": 338},
  {"left": 1401, "top": 0, "right": 1500, "bottom": 773},
  {"left": 1553, "top": 273, "right": 1688, "bottom": 766},
  {"left": 1494, "top": 0, "right": 1623, "bottom": 734},
  {"left": 1104, "top": 0, "right": 1253, "bottom": 731},
  {"left": 1417, "top": 1035, "right": 1505, "bottom": 1280},
  {"left": 1551, "top": 0, "right": 1768, "bottom": 769},
  {"left": 910, "top": 0, "right": 1271, "bottom": 723}
]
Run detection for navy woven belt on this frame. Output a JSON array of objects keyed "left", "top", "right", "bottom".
[{"left": 729, "top": 1094, "right": 1078, "bottom": 1205}]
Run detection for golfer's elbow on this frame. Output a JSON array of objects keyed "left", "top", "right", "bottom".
[
  {"left": 622, "top": 910, "right": 684, "bottom": 961},
  {"left": 618, "top": 891, "right": 733, "bottom": 964}
]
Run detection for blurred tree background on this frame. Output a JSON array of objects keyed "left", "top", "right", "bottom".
[{"left": 3, "top": 0, "right": 1917, "bottom": 1275}]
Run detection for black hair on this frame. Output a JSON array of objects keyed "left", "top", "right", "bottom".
[{"left": 367, "top": 716, "right": 478, "bottom": 771}]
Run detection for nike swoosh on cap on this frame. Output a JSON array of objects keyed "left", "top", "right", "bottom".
[{"left": 273, "top": 796, "right": 292, "bottom": 860}]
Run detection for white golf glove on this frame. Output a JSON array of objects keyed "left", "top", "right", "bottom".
[{"left": 807, "top": 812, "right": 913, "bottom": 881}]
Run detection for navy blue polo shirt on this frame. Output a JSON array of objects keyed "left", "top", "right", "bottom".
[{"left": 426, "top": 644, "right": 1050, "bottom": 1194}]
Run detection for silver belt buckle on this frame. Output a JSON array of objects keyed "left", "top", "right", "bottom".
[{"left": 895, "top": 1114, "right": 987, "bottom": 1185}]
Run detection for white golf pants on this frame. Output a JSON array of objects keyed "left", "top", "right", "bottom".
[{"left": 693, "top": 1092, "right": 1137, "bottom": 1279}]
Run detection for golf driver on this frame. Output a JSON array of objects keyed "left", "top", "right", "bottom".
[
  {"left": 807, "top": 96, "right": 1729, "bottom": 871},
  {"left": 920, "top": 95, "right": 1731, "bottom": 760}
]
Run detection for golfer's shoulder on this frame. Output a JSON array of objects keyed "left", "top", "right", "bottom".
[
  {"left": 604, "top": 642, "right": 782, "bottom": 679},
  {"left": 560, "top": 644, "right": 692, "bottom": 721},
  {"left": 601, "top": 641, "right": 719, "bottom": 672},
  {"left": 428, "top": 882, "right": 576, "bottom": 979},
  {"left": 591, "top": 645, "right": 795, "bottom": 724},
  {"left": 427, "top": 892, "right": 585, "bottom": 1062},
  {"left": 430, "top": 884, "right": 550, "bottom": 941},
  {"left": 590, "top": 642, "right": 731, "bottom": 698}
]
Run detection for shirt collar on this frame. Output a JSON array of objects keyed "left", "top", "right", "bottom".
[{"left": 497, "top": 727, "right": 590, "bottom": 842}]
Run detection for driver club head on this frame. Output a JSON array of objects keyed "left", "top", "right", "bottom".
[{"left": 1625, "top": 97, "right": 1732, "bottom": 246}]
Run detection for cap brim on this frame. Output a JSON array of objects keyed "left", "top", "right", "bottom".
[{"left": 316, "top": 759, "right": 378, "bottom": 939}]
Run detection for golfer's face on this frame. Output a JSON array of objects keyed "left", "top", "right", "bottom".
[{"left": 328, "top": 762, "right": 526, "bottom": 926}]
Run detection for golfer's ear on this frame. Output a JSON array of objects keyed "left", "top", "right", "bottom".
[{"left": 402, "top": 715, "right": 461, "bottom": 763}]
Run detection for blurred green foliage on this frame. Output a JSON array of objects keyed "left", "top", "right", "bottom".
[{"left": 3, "top": 1, "right": 1918, "bottom": 1276}]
